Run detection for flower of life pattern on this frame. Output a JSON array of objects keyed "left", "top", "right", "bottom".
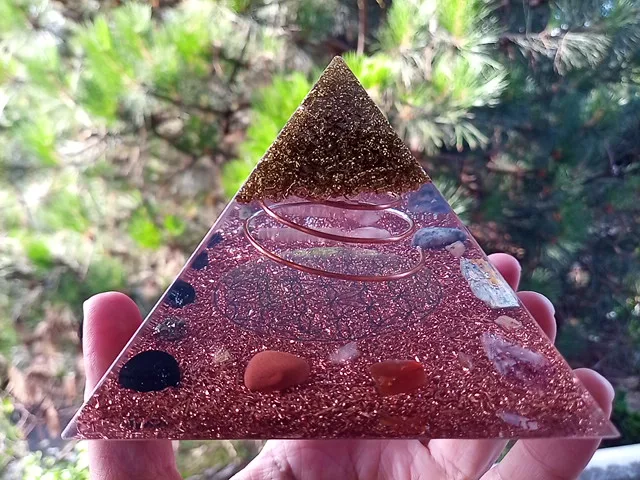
[{"left": 213, "top": 252, "right": 442, "bottom": 342}]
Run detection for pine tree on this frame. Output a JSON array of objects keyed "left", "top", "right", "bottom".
[{"left": 1, "top": 0, "right": 639, "bottom": 473}]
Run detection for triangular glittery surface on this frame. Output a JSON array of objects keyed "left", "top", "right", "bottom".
[{"left": 63, "top": 58, "right": 618, "bottom": 440}]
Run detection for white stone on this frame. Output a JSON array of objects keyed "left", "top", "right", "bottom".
[{"left": 330, "top": 342, "right": 360, "bottom": 364}]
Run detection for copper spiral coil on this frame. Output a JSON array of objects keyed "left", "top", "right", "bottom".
[
  {"left": 258, "top": 199, "right": 415, "bottom": 244},
  {"left": 243, "top": 196, "right": 425, "bottom": 281}
]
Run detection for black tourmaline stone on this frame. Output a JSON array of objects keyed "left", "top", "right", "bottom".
[
  {"left": 164, "top": 280, "right": 196, "bottom": 308},
  {"left": 118, "top": 350, "right": 180, "bottom": 392},
  {"left": 207, "top": 232, "right": 223, "bottom": 248},
  {"left": 191, "top": 251, "right": 208, "bottom": 270}
]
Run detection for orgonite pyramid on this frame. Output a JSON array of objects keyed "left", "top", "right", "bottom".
[{"left": 63, "top": 57, "right": 618, "bottom": 440}]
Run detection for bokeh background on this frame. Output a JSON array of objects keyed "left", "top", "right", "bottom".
[{"left": 1, "top": 0, "right": 639, "bottom": 478}]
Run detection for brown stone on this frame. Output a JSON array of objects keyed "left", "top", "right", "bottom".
[
  {"left": 244, "top": 350, "right": 310, "bottom": 392},
  {"left": 369, "top": 360, "right": 426, "bottom": 396}
]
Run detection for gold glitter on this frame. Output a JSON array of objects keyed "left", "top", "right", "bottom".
[{"left": 237, "top": 57, "right": 430, "bottom": 203}]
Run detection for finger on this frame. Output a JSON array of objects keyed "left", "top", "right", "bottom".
[
  {"left": 423, "top": 254, "right": 522, "bottom": 477},
  {"left": 83, "top": 292, "right": 181, "bottom": 480},
  {"left": 488, "top": 253, "right": 521, "bottom": 290},
  {"left": 518, "top": 291, "right": 557, "bottom": 341},
  {"left": 486, "top": 368, "right": 615, "bottom": 480}
]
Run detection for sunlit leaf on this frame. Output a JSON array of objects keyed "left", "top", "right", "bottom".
[
  {"left": 164, "top": 215, "right": 186, "bottom": 237},
  {"left": 24, "top": 238, "right": 54, "bottom": 269},
  {"left": 128, "top": 209, "right": 162, "bottom": 249}
]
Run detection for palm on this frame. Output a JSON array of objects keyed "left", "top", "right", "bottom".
[
  {"left": 82, "top": 254, "right": 612, "bottom": 480},
  {"left": 239, "top": 439, "right": 477, "bottom": 480}
]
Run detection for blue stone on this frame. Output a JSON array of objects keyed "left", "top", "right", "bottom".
[
  {"left": 412, "top": 227, "right": 466, "bottom": 250},
  {"left": 207, "top": 232, "right": 223, "bottom": 248},
  {"left": 191, "top": 251, "right": 208, "bottom": 270},
  {"left": 165, "top": 280, "right": 196, "bottom": 308},
  {"left": 118, "top": 350, "right": 180, "bottom": 392},
  {"left": 407, "top": 184, "right": 450, "bottom": 214}
]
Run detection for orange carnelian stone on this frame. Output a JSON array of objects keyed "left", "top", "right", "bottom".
[
  {"left": 369, "top": 360, "right": 426, "bottom": 396},
  {"left": 244, "top": 350, "right": 310, "bottom": 392}
]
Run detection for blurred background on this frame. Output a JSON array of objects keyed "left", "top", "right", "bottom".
[{"left": 0, "top": 0, "right": 639, "bottom": 478}]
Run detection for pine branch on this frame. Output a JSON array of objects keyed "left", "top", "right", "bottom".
[
  {"left": 146, "top": 88, "right": 232, "bottom": 116},
  {"left": 502, "top": 30, "right": 611, "bottom": 74}
]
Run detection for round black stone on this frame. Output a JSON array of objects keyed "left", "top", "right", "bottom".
[
  {"left": 165, "top": 280, "right": 196, "bottom": 308},
  {"left": 207, "top": 232, "right": 223, "bottom": 248},
  {"left": 191, "top": 251, "right": 209, "bottom": 270},
  {"left": 118, "top": 350, "right": 180, "bottom": 392}
]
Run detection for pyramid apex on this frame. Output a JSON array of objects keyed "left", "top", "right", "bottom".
[{"left": 237, "top": 57, "right": 429, "bottom": 203}]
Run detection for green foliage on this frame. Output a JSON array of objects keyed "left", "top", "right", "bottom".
[
  {"left": 21, "top": 443, "right": 89, "bottom": 480},
  {"left": 378, "top": 0, "right": 434, "bottom": 51},
  {"left": 608, "top": 391, "right": 640, "bottom": 446},
  {"left": 1, "top": 0, "right": 639, "bottom": 471},
  {"left": 52, "top": 257, "right": 126, "bottom": 309},
  {"left": 164, "top": 215, "right": 187, "bottom": 238},
  {"left": 0, "top": 321, "right": 18, "bottom": 358},
  {"left": 24, "top": 238, "right": 54, "bottom": 270},
  {"left": 437, "top": 0, "right": 486, "bottom": 38},
  {"left": 38, "top": 191, "right": 90, "bottom": 233},
  {"left": 0, "top": 397, "right": 24, "bottom": 473},
  {"left": 20, "top": 117, "right": 59, "bottom": 166},
  {"left": 343, "top": 53, "right": 394, "bottom": 90},
  {"left": 223, "top": 73, "right": 312, "bottom": 197},
  {"left": 296, "top": 0, "right": 338, "bottom": 38},
  {"left": 128, "top": 208, "right": 163, "bottom": 249}
]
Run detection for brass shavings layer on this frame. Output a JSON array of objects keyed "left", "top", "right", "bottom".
[{"left": 237, "top": 57, "right": 430, "bottom": 203}]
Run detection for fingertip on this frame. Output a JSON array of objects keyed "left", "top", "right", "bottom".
[
  {"left": 488, "top": 253, "right": 521, "bottom": 290},
  {"left": 83, "top": 291, "right": 138, "bottom": 317},
  {"left": 83, "top": 292, "right": 143, "bottom": 391},
  {"left": 518, "top": 291, "right": 557, "bottom": 342},
  {"left": 574, "top": 368, "right": 615, "bottom": 415}
]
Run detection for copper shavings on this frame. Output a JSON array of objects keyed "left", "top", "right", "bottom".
[
  {"left": 379, "top": 414, "right": 426, "bottom": 435},
  {"left": 72, "top": 192, "right": 617, "bottom": 440},
  {"left": 237, "top": 57, "right": 429, "bottom": 203}
]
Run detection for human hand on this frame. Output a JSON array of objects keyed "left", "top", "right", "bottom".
[{"left": 83, "top": 253, "right": 614, "bottom": 480}]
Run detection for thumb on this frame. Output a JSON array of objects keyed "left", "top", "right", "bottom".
[{"left": 83, "top": 292, "right": 182, "bottom": 480}]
